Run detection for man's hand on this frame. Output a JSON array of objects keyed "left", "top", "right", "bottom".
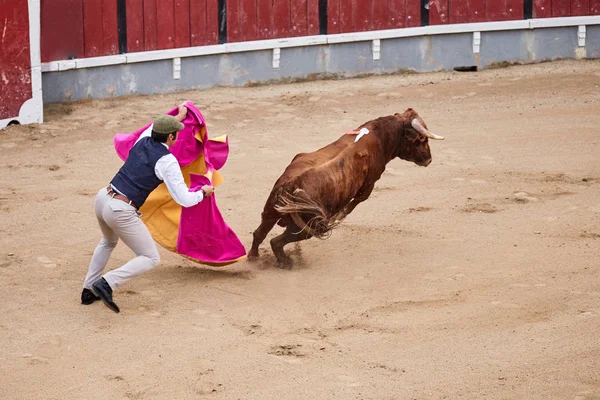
[
  {"left": 202, "top": 185, "right": 214, "bottom": 197},
  {"left": 176, "top": 102, "right": 188, "bottom": 121}
]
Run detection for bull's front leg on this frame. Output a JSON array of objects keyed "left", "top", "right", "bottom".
[
  {"left": 248, "top": 209, "right": 280, "bottom": 261},
  {"left": 333, "top": 183, "right": 375, "bottom": 223}
]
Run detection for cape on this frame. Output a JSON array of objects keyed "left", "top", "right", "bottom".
[{"left": 113, "top": 102, "right": 246, "bottom": 266}]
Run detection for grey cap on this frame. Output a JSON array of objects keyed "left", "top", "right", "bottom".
[{"left": 153, "top": 115, "right": 184, "bottom": 134}]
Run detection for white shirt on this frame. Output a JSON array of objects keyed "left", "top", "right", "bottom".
[{"left": 129, "top": 124, "right": 204, "bottom": 208}]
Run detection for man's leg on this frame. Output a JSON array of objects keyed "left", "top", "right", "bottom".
[
  {"left": 82, "top": 189, "right": 119, "bottom": 303},
  {"left": 101, "top": 202, "right": 161, "bottom": 291}
]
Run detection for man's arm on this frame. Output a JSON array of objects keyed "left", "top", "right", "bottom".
[
  {"left": 155, "top": 154, "right": 214, "bottom": 208},
  {"left": 175, "top": 103, "right": 188, "bottom": 122}
]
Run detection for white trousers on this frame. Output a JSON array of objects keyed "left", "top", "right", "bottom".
[{"left": 83, "top": 187, "right": 160, "bottom": 290}]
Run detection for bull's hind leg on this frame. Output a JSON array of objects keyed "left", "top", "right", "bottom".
[
  {"left": 270, "top": 225, "right": 312, "bottom": 269},
  {"left": 248, "top": 215, "right": 279, "bottom": 261}
]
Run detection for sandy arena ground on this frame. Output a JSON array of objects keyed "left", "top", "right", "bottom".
[{"left": 1, "top": 60, "right": 600, "bottom": 400}]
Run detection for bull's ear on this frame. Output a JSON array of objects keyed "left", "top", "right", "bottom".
[{"left": 403, "top": 108, "right": 418, "bottom": 119}]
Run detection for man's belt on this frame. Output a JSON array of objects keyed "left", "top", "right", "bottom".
[{"left": 106, "top": 185, "right": 138, "bottom": 209}]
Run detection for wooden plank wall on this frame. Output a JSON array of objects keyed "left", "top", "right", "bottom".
[
  {"left": 40, "top": 0, "right": 600, "bottom": 62},
  {"left": 1, "top": 0, "right": 33, "bottom": 119},
  {"left": 533, "top": 0, "right": 600, "bottom": 17}
]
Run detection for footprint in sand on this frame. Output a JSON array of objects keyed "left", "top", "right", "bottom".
[
  {"left": 337, "top": 374, "right": 362, "bottom": 388},
  {"left": 37, "top": 256, "right": 57, "bottom": 269},
  {"left": 22, "top": 354, "right": 49, "bottom": 365},
  {"left": 490, "top": 301, "right": 520, "bottom": 309},
  {"left": 148, "top": 312, "right": 163, "bottom": 318},
  {"left": 514, "top": 192, "right": 539, "bottom": 203},
  {"left": 376, "top": 92, "right": 403, "bottom": 98}
]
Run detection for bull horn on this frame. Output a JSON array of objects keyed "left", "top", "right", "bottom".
[{"left": 411, "top": 119, "right": 445, "bottom": 140}]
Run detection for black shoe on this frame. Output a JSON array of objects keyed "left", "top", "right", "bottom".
[
  {"left": 81, "top": 288, "right": 101, "bottom": 305},
  {"left": 92, "top": 278, "right": 120, "bottom": 313}
]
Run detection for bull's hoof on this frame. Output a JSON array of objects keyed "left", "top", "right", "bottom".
[
  {"left": 247, "top": 250, "right": 260, "bottom": 261},
  {"left": 277, "top": 258, "right": 293, "bottom": 270}
]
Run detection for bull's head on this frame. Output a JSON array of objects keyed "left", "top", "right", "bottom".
[{"left": 394, "top": 109, "right": 444, "bottom": 167}]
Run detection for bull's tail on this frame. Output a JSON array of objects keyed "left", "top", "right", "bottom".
[{"left": 274, "top": 189, "right": 340, "bottom": 239}]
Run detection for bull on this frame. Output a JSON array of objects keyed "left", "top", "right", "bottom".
[{"left": 248, "top": 108, "right": 444, "bottom": 268}]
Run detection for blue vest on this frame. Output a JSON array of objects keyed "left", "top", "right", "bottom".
[{"left": 110, "top": 137, "right": 171, "bottom": 208}]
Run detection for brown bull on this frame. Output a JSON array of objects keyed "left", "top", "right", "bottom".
[{"left": 248, "top": 108, "right": 444, "bottom": 268}]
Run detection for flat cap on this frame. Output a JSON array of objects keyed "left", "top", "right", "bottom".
[{"left": 153, "top": 115, "right": 184, "bottom": 134}]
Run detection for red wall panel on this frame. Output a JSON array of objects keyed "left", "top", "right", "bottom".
[
  {"left": 102, "top": 0, "right": 119, "bottom": 54},
  {"left": 572, "top": 0, "right": 590, "bottom": 15},
  {"left": 487, "top": 0, "right": 506, "bottom": 20},
  {"left": 0, "top": 0, "right": 32, "bottom": 119},
  {"left": 206, "top": 0, "right": 219, "bottom": 44},
  {"left": 190, "top": 0, "right": 207, "bottom": 46},
  {"left": 174, "top": 0, "right": 191, "bottom": 48},
  {"left": 339, "top": 0, "right": 353, "bottom": 33},
  {"left": 354, "top": 0, "right": 372, "bottom": 32},
  {"left": 126, "top": 0, "right": 144, "bottom": 52},
  {"left": 373, "top": 0, "right": 389, "bottom": 30},
  {"left": 534, "top": 0, "right": 552, "bottom": 17},
  {"left": 273, "top": 0, "right": 291, "bottom": 38},
  {"left": 592, "top": 0, "right": 600, "bottom": 13},
  {"left": 405, "top": 0, "right": 421, "bottom": 27},
  {"left": 83, "top": 1, "right": 104, "bottom": 57},
  {"left": 430, "top": 0, "right": 449, "bottom": 25},
  {"left": 227, "top": 0, "right": 242, "bottom": 42},
  {"left": 307, "top": 0, "right": 320, "bottom": 35},
  {"left": 41, "top": 0, "right": 85, "bottom": 61},
  {"left": 471, "top": 0, "right": 488, "bottom": 22},
  {"left": 506, "top": 0, "right": 524, "bottom": 19},
  {"left": 449, "top": 0, "right": 470, "bottom": 24},
  {"left": 257, "top": 0, "right": 274, "bottom": 39},
  {"left": 552, "top": 0, "right": 572, "bottom": 16},
  {"left": 291, "top": 0, "right": 308, "bottom": 36},
  {"left": 157, "top": 0, "right": 176, "bottom": 49},
  {"left": 143, "top": 0, "right": 158, "bottom": 50},
  {"left": 240, "top": 0, "right": 259, "bottom": 41},
  {"left": 389, "top": 0, "right": 407, "bottom": 28},
  {"left": 328, "top": 0, "right": 341, "bottom": 33}
]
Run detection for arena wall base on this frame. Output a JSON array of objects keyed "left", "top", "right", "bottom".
[{"left": 40, "top": 17, "right": 600, "bottom": 103}]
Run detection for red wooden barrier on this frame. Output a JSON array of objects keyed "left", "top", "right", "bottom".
[
  {"left": 572, "top": 0, "right": 590, "bottom": 15},
  {"left": 157, "top": 0, "right": 176, "bottom": 50},
  {"left": 83, "top": 0, "right": 118, "bottom": 57},
  {"left": 328, "top": 0, "right": 422, "bottom": 33},
  {"left": 445, "top": 0, "right": 524, "bottom": 24},
  {"left": 126, "top": 0, "right": 144, "bottom": 52},
  {"left": 534, "top": 0, "right": 553, "bottom": 17},
  {"left": 38, "top": 0, "right": 600, "bottom": 62},
  {"left": 0, "top": 0, "right": 32, "bottom": 119},
  {"left": 41, "top": 0, "right": 85, "bottom": 62},
  {"left": 430, "top": 0, "right": 449, "bottom": 25}
]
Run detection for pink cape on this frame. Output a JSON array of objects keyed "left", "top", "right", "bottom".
[{"left": 113, "top": 102, "right": 246, "bottom": 266}]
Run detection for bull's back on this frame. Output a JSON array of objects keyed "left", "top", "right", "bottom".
[{"left": 272, "top": 134, "right": 368, "bottom": 214}]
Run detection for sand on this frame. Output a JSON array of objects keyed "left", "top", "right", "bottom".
[{"left": 1, "top": 59, "right": 600, "bottom": 400}]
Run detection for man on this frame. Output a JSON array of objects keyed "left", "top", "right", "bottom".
[{"left": 81, "top": 103, "right": 214, "bottom": 313}]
